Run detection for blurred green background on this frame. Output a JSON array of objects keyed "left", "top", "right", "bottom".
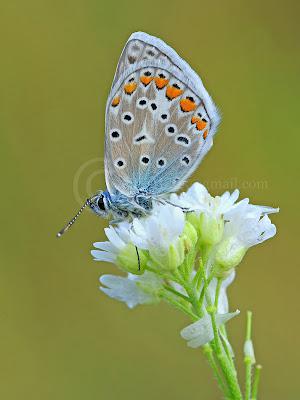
[{"left": 1, "top": 0, "right": 299, "bottom": 399}]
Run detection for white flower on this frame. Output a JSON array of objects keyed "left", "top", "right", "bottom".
[
  {"left": 170, "top": 182, "right": 239, "bottom": 218},
  {"left": 99, "top": 271, "right": 163, "bottom": 308},
  {"left": 130, "top": 204, "right": 186, "bottom": 271},
  {"left": 91, "top": 221, "right": 149, "bottom": 273},
  {"left": 224, "top": 199, "right": 278, "bottom": 247},
  {"left": 131, "top": 204, "right": 185, "bottom": 250},
  {"left": 180, "top": 310, "right": 240, "bottom": 348},
  {"left": 91, "top": 221, "right": 132, "bottom": 263},
  {"left": 215, "top": 200, "right": 278, "bottom": 272},
  {"left": 170, "top": 183, "right": 239, "bottom": 246}
]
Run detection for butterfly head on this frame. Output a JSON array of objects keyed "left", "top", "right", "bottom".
[
  {"left": 88, "top": 191, "right": 111, "bottom": 218},
  {"left": 56, "top": 191, "right": 111, "bottom": 237}
]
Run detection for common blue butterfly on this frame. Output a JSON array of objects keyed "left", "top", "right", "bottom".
[{"left": 57, "top": 32, "right": 220, "bottom": 237}]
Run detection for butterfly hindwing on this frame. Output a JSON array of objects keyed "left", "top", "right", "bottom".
[{"left": 104, "top": 32, "right": 220, "bottom": 198}]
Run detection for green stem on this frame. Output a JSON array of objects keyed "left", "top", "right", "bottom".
[
  {"left": 162, "top": 284, "right": 191, "bottom": 303},
  {"left": 219, "top": 325, "right": 236, "bottom": 369},
  {"left": 206, "top": 292, "right": 243, "bottom": 400},
  {"left": 245, "top": 311, "right": 253, "bottom": 400},
  {"left": 145, "top": 266, "right": 182, "bottom": 285},
  {"left": 198, "top": 266, "right": 215, "bottom": 311},
  {"left": 160, "top": 291, "right": 198, "bottom": 321},
  {"left": 251, "top": 365, "right": 262, "bottom": 400},
  {"left": 214, "top": 278, "right": 222, "bottom": 308},
  {"left": 203, "top": 344, "right": 230, "bottom": 398}
]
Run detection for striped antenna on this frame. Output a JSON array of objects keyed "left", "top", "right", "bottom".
[{"left": 56, "top": 198, "right": 91, "bottom": 238}]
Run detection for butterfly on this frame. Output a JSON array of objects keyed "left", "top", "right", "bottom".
[{"left": 57, "top": 32, "right": 220, "bottom": 237}]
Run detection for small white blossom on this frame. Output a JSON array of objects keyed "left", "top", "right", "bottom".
[
  {"left": 215, "top": 200, "right": 278, "bottom": 272},
  {"left": 180, "top": 310, "right": 240, "bottom": 348},
  {"left": 130, "top": 204, "right": 185, "bottom": 250},
  {"left": 171, "top": 183, "right": 240, "bottom": 246},
  {"left": 91, "top": 221, "right": 132, "bottom": 263},
  {"left": 130, "top": 204, "right": 186, "bottom": 271},
  {"left": 100, "top": 271, "right": 163, "bottom": 308},
  {"left": 170, "top": 182, "right": 239, "bottom": 218},
  {"left": 224, "top": 199, "right": 278, "bottom": 247}
]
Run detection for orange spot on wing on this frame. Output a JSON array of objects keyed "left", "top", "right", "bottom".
[
  {"left": 180, "top": 98, "right": 197, "bottom": 112},
  {"left": 111, "top": 96, "right": 120, "bottom": 107},
  {"left": 191, "top": 116, "right": 207, "bottom": 131},
  {"left": 124, "top": 82, "right": 137, "bottom": 95},
  {"left": 166, "top": 85, "right": 183, "bottom": 100},
  {"left": 196, "top": 120, "right": 207, "bottom": 130},
  {"left": 203, "top": 130, "right": 209, "bottom": 139},
  {"left": 140, "top": 76, "right": 153, "bottom": 86},
  {"left": 154, "top": 77, "right": 169, "bottom": 89}
]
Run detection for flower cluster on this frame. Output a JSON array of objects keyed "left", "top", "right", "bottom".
[{"left": 92, "top": 182, "right": 278, "bottom": 349}]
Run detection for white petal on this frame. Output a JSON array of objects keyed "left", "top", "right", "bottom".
[
  {"left": 216, "top": 310, "right": 240, "bottom": 326},
  {"left": 100, "top": 273, "right": 160, "bottom": 308},
  {"left": 93, "top": 241, "right": 115, "bottom": 252},
  {"left": 91, "top": 250, "right": 115, "bottom": 263},
  {"left": 181, "top": 314, "right": 212, "bottom": 341},
  {"left": 181, "top": 310, "right": 240, "bottom": 348},
  {"left": 104, "top": 227, "right": 125, "bottom": 250}
]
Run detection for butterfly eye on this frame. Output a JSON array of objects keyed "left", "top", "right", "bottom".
[{"left": 97, "top": 194, "right": 106, "bottom": 211}]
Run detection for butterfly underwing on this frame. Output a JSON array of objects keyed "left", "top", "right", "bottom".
[{"left": 57, "top": 32, "right": 220, "bottom": 236}]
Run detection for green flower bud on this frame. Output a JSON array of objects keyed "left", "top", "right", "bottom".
[
  {"left": 181, "top": 221, "right": 198, "bottom": 251},
  {"left": 187, "top": 212, "right": 224, "bottom": 246},
  {"left": 149, "top": 239, "right": 185, "bottom": 272},
  {"left": 116, "top": 243, "right": 148, "bottom": 275},
  {"left": 199, "top": 213, "right": 224, "bottom": 246},
  {"left": 186, "top": 212, "right": 200, "bottom": 232},
  {"left": 214, "top": 237, "right": 246, "bottom": 276}
]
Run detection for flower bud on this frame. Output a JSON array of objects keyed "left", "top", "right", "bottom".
[
  {"left": 187, "top": 212, "right": 224, "bottom": 246},
  {"left": 149, "top": 239, "right": 185, "bottom": 272},
  {"left": 244, "top": 339, "right": 256, "bottom": 364},
  {"left": 116, "top": 243, "right": 148, "bottom": 275},
  {"left": 199, "top": 213, "right": 224, "bottom": 245},
  {"left": 214, "top": 237, "right": 246, "bottom": 275},
  {"left": 182, "top": 221, "right": 198, "bottom": 251}
]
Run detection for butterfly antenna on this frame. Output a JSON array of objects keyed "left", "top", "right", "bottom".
[{"left": 56, "top": 198, "right": 91, "bottom": 238}]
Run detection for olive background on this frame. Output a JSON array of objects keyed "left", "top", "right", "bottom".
[{"left": 1, "top": 1, "right": 299, "bottom": 399}]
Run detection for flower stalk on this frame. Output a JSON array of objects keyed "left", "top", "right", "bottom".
[{"left": 92, "top": 182, "right": 278, "bottom": 399}]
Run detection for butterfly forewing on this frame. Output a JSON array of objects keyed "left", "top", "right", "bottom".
[{"left": 104, "top": 33, "right": 220, "bottom": 198}]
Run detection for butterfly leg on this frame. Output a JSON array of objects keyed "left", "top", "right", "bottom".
[
  {"left": 154, "top": 197, "right": 192, "bottom": 212},
  {"left": 135, "top": 245, "right": 141, "bottom": 271}
]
